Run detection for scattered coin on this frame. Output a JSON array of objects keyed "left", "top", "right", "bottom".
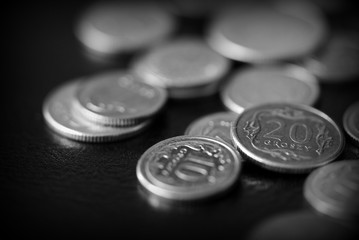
[{"left": 343, "top": 101, "right": 359, "bottom": 147}]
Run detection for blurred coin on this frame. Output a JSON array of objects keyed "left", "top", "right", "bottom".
[
  {"left": 343, "top": 101, "right": 359, "bottom": 147},
  {"left": 231, "top": 103, "right": 344, "bottom": 173},
  {"left": 43, "top": 80, "right": 151, "bottom": 142},
  {"left": 75, "top": 1, "right": 175, "bottom": 57},
  {"left": 136, "top": 136, "right": 242, "bottom": 200},
  {"left": 184, "top": 111, "right": 238, "bottom": 146},
  {"left": 132, "top": 37, "right": 230, "bottom": 99},
  {"left": 74, "top": 71, "right": 167, "bottom": 127},
  {"left": 304, "top": 160, "right": 359, "bottom": 220},
  {"left": 221, "top": 64, "right": 319, "bottom": 114},
  {"left": 206, "top": 0, "right": 327, "bottom": 63}
]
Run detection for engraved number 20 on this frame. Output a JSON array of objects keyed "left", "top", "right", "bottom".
[{"left": 263, "top": 120, "right": 311, "bottom": 143}]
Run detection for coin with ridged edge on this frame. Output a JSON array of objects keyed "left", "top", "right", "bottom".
[
  {"left": 43, "top": 79, "right": 151, "bottom": 142},
  {"left": 136, "top": 136, "right": 242, "bottom": 200},
  {"left": 231, "top": 103, "right": 344, "bottom": 173},
  {"left": 343, "top": 101, "right": 359, "bottom": 147}
]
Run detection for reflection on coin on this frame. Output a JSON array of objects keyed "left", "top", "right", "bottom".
[
  {"left": 184, "top": 111, "right": 238, "bottom": 146},
  {"left": 75, "top": 1, "right": 175, "bottom": 56},
  {"left": 43, "top": 80, "right": 151, "bottom": 142},
  {"left": 136, "top": 136, "right": 242, "bottom": 200},
  {"left": 132, "top": 38, "right": 230, "bottom": 99},
  {"left": 221, "top": 65, "right": 319, "bottom": 114},
  {"left": 207, "top": 1, "right": 327, "bottom": 63},
  {"left": 304, "top": 160, "right": 359, "bottom": 220},
  {"left": 74, "top": 71, "right": 167, "bottom": 126},
  {"left": 231, "top": 103, "right": 344, "bottom": 173},
  {"left": 343, "top": 101, "right": 359, "bottom": 146}
]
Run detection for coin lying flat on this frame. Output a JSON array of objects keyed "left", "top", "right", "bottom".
[
  {"left": 221, "top": 65, "right": 320, "bottom": 114},
  {"left": 304, "top": 160, "right": 359, "bottom": 220},
  {"left": 132, "top": 38, "right": 230, "bottom": 99},
  {"left": 136, "top": 136, "right": 242, "bottom": 200},
  {"left": 343, "top": 101, "right": 359, "bottom": 147},
  {"left": 231, "top": 103, "right": 344, "bottom": 173},
  {"left": 43, "top": 80, "right": 151, "bottom": 142},
  {"left": 184, "top": 112, "right": 238, "bottom": 146},
  {"left": 74, "top": 71, "right": 167, "bottom": 127}
]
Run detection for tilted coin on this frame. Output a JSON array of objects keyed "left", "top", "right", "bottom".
[
  {"left": 231, "top": 103, "right": 345, "bottom": 173},
  {"left": 343, "top": 101, "right": 359, "bottom": 147},
  {"left": 42, "top": 80, "right": 151, "bottom": 142},
  {"left": 131, "top": 37, "right": 230, "bottom": 99},
  {"left": 184, "top": 111, "right": 238, "bottom": 146},
  {"left": 136, "top": 136, "right": 242, "bottom": 200},
  {"left": 304, "top": 160, "right": 359, "bottom": 220},
  {"left": 74, "top": 71, "right": 167, "bottom": 126},
  {"left": 221, "top": 64, "right": 320, "bottom": 114}
]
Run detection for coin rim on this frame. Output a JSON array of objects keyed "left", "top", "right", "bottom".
[{"left": 343, "top": 101, "right": 359, "bottom": 146}]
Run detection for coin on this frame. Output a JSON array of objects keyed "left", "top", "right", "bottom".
[
  {"left": 136, "top": 136, "right": 242, "bottom": 200},
  {"left": 131, "top": 37, "right": 230, "bottom": 99},
  {"left": 231, "top": 103, "right": 345, "bottom": 173},
  {"left": 206, "top": 1, "right": 327, "bottom": 63},
  {"left": 184, "top": 112, "right": 238, "bottom": 146},
  {"left": 343, "top": 101, "right": 359, "bottom": 146},
  {"left": 75, "top": 1, "right": 175, "bottom": 57},
  {"left": 220, "top": 64, "right": 320, "bottom": 114},
  {"left": 304, "top": 160, "right": 359, "bottom": 220},
  {"left": 74, "top": 71, "right": 167, "bottom": 127},
  {"left": 43, "top": 80, "right": 151, "bottom": 142}
]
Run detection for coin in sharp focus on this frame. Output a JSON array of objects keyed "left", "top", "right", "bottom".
[
  {"left": 206, "top": 0, "right": 327, "bottom": 63},
  {"left": 220, "top": 64, "right": 320, "bottom": 114},
  {"left": 304, "top": 160, "right": 359, "bottom": 221},
  {"left": 184, "top": 111, "right": 239, "bottom": 146},
  {"left": 136, "top": 136, "right": 242, "bottom": 200},
  {"left": 343, "top": 101, "right": 359, "bottom": 147},
  {"left": 131, "top": 37, "right": 230, "bottom": 99},
  {"left": 75, "top": 1, "right": 175, "bottom": 57},
  {"left": 73, "top": 71, "right": 167, "bottom": 127},
  {"left": 231, "top": 103, "right": 344, "bottom": 173},
  {"left": 43, "top": 80, "right": 151, "bottom": 143}
]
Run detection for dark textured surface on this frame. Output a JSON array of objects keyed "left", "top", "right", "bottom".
[{"left": 2, "top": 1, "right": 359, "bottom": 238}]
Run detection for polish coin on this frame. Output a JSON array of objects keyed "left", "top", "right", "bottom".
[
  {"left": 184, "top": 112, "right": 238, "bottom": 146},
  {"left": 74, "top": 71, "right": 167, "bottom": 126},
  {"left": 43, "top": 80, "right": 151, "bottom": 142},
  {"left": 221, "top": 64, "right": 319, "bottom": 114},
  {"left": 343, "top": 101, "right": 359, "bottom": 147},
  {"left": 136, "top": 136, "right": 242, "bottom": 200},
  {"left": 231, "top": 103, "right": 344, "bottom": 173},
  {"left": 304, "top": 160, "right": 359, "bottom": 220}
]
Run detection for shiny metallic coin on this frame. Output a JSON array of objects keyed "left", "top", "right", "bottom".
[
  {"left": 207, "top": 1, "right": 327, "bottom": 63},
  {"left": 304, "top": 160, "right": 359, "bottom": 220},
  {"left": 343, "top": 101, "right": 359, "bottom": 147},
  {"left": 43, "top": 80, "right": 151, "bottom": 142},
  {"left": 75, "top": 1, "right": 175, "bottom": 56},
  {"left": 221, "top": 65, "right": 320, "bottom": 114},
  {"left": 184, "top": 112, "right": 238, "bottom": 146},
  {"left": 74, "top": 71, "right": 167, "bottom": 127},
  {"left": 231, "top": 103, "right": 344, "bottom": 173},
  {"left": 131, "top": 38, "right": 230, "bottom": 99},
  {"left": 136, "top": 136, "right": 242, "bottom": 200}
]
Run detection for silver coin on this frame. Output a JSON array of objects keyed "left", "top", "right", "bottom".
[
  {"left": 231, "top": 103, "right": 345, "bottom": 173},
  {"left": 343, "top": 101, "right": 359, "bottom": 147},
  {"left": 74, "top": 71, "right": 167, "bottom": 127},
  {"left": 184, "top": 111, "right": 238, "bottom": 146},
  {"left": 43, "top": 80, "right": 151, "bottom": 142},
  {"left": 131, "top": 37, "right": 230, "bottom": 99},
  {"left": 136, "top": 136, "right": 242, "bottom": 200},
  {"left": 304, "top": 160, "right": 359, "bottom": 220},
  {"left": 206, "top": 0, "right": 327, "bottom": 63},
  {"left": 221, "top": 64, "right": 320, "bottom": 114}
]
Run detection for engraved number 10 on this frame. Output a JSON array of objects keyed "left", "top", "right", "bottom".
[{"left": 263, "top": 120, "right": 312, "bottom": 144}]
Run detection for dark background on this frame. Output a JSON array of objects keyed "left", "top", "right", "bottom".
[{"left": 2, "top": 1, "right": 359, "bottom": 238}]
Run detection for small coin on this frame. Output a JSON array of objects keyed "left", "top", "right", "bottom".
[
  {"left": 343, "top": 101, "right": 359, "bottom": 147},
  {"left": 304, "top": 160, "right": 359, "bottom": 220},
  {"left": 184, "top": 111, "right": 238, "bottom": 146},
  {"left": 131, "top": 37, "right": 230, "bottom": 99},
  {"left": 231, "top": 103, "right": 344, "bottom": 173},
  {"left": 220, "top": 64, "right": 320, "bottom": 114},
  {"left": 206, "top": 1, "right": 327, "bottom": 63},
  {"left": 74, "top": 71, "right": 167, "bottom": 127},
  {"left": 43, "top": 80, "right": 151, "bottom": 142},
  {"left": 136, "top": 136, "right": 242, "bottom": 200}
]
